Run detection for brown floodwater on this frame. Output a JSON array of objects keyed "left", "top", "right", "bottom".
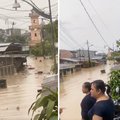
[
  {"left": 60, "top": 61, "right": 114, "bottom": 120},
  {"left": 0, "top": 56, "right": 53, "bottom": 120}
]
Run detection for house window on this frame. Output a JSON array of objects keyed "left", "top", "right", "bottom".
[{"left": 35, "top": 33, "right": 37, "bottom": 37}]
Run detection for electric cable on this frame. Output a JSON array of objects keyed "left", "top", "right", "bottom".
[
  {"left": 79, "top": 0, "right": 110, "bottom": 48},
  {"left": 60, "top": 32, "right": 74, "bottom": 47},
  {"left": 60, "top": 20, "right": 84, "bottom": 49},
  {"left": 60, "top": 38, "right": 73, "bottom": 48}
]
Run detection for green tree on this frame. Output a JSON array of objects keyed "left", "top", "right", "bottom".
[
  {"left": 43, "top": 20, "right": 58, "bottom": 43},
  {"left": 31, "top": 20, "right": 58, "bottom": 57},
  {"left": 50, "top": 63, "right": 58, "bottom": 74},
  {"left": 28, "top": 87, "right": 58, "bottom": 120},
  {"left": 116, "top": 40, "right": 120, "bottom": 49},
  {"left": 30, "top": 43, "right": 52, "bottom": 56},
  {"left": 108, "top": 69, "right": 120, "bottom": 100},
  {"left": 6, "top": 35, "right": 26, "bottom": 45}
]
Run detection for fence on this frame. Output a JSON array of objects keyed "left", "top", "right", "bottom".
[{"left": 0, "top": 65, "right": 16, "bottom": 77}]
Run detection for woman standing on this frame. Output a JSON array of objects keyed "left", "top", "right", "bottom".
[
  {"left": 88, "top": 80, "right": 114, "bottom": 120},
  {"left": 81, "top": 82, "right": 96, "bottom": 120}
]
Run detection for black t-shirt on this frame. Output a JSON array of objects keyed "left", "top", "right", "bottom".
[
  {"left": 81, "top": 93, "right": 96, "bottom": 120},
  {"left": 88, "top": 99, "right": 114, "bottom": 120}
]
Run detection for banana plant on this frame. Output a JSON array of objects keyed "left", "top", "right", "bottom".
[
  {"left": 108, "top": 69, "right": 120, "bottom": 100},
  {"left": 28, "top": 87, "right": 58, "bottom": 120}
]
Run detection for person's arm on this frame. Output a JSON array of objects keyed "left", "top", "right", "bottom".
[
  {"left": 92, "top": 115, "right": 103, "bottom": 120},
  {"left": 81, "top": 98, "right": 90, "bottom": 120}
]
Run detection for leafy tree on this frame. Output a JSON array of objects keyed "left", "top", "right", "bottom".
[
  {"left": 28, "top": 87, "right": 58, "bottom": 120},
  {"left": 108, "top": 69, "right": 120, "bottom": 100},
  {"left": 116, "top": 40, "right": 120, "bottom": 49},
  {"left": 30, "top": 20, "right": 58, "bottom": 57},
  {"left": 6, "top": 35, "right": 26, "bottom": 45},
  {"left": 50, "top": 63, "right": 58, "bottom": 74},
  {"left": 30, "top": 42, "right": 52, "bottom": 56},
  {"left": 43, "top": 20, "right": 58, "bottom": 43}
]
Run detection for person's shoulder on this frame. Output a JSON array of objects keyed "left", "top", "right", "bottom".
[{"left": 84, "top": 94, "right": 96, "bottom": 101}]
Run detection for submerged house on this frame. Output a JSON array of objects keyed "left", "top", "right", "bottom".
[
  {"left": 0, "top": 43, "right": 28, "bottom": 76},
  {"left": 92, "top": 56, "right": 107, "bottom": 64}
]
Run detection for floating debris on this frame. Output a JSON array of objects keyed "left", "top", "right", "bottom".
[
  {"left": 16, "top": 106, "right": 20, "bottom": 111},
  {"left": 100, "top": 69, "right": 106, "bottom": 73},
  {"left": 35, "top": 71, "right": 43, "bottom": 74}
]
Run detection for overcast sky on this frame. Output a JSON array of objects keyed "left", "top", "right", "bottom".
[
  {"left": 0, "top": 0, "right": 57, "bottom": 31},
  {"left": 60, "top": 0, "right": 120, "bottom": 53}
]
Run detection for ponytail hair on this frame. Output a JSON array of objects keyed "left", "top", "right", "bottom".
[
  {"left": 105, "top": 84, "right": 111, "bottom": 98},
  {"left": 92, "top": 80, "right": 111, "bottom": 98}
]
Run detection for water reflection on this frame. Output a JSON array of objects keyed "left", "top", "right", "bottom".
[
  {"left": 60, "top": 62, "right": 113, "bottom": 120},
  {"left": 0, "top": 56, "right": 53, "bottom": 120}
]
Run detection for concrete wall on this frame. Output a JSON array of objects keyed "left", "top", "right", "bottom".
[
  {"left": 60, "top": 50, "right": 71, "bottom": 58},
  {"left": 77, "top": 50, "right": 96, "bottom": 61}
]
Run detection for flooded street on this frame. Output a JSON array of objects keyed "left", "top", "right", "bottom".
[
  {"left": 0, "top": 56, "right": 53, "bottom": 120},
  {"left": 60, "top": 62, "right": 114, "bottom": 120}
]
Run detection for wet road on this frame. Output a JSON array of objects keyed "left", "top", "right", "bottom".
[
  {"left": 60, "top": 62, "right": 113, "bottom": 120},
  {"left": 0, "top": 56, "right": 53, "bottom": 120}
]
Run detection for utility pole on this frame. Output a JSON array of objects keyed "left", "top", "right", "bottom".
[
  {"left": 87, "top": 40, "right": 91, "bottom": 67},
  {"left": 48, "top": 0, "right": 57, "bottom": 74},
  {"left": 79, "top": 49, "right": 81, "bottom": 61},
  {"left": 41, "top": 18, "right": 45, "bottom": 59},
  {"left": 11, "top": 22, "right": 14, "bottom": 37},
  {"left": 113, "top": 43, "right": 115, "bottom": 64},
  {"left": 82, "top": 48, "right": 85, "bottom": 62}
]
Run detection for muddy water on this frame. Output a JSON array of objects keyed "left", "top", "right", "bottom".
[
  {"left": 0, "top": 56, "right": 53, "bottom": 120},
  {"left": 60, "top": 62, "right": 114, "bottom": 120}
]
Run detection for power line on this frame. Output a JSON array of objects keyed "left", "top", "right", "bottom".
[
  {"left": 60, "top": 38, "right": 73, "bottom": 48},
  {"left": 71, "top": 42, "right": 87, "bottom": 49},
  {"left": 15, "top": 21, "right": 30, "bottom": 27},
  {"left": 87, "top": 0, "right": 116, "bottom": 41},
  {"left": 0, "top": 1, "right": 23, "bottom": 8},
  {"left": 60, "top": 20, "right": 84, "bottom": 49},
  {"left": 0, "top": 13, "right": 30, "bottom": 22},
  {"left": 0, "top": 6, "right": 30, "bottom": 11},
  {"left": 79, "top": 0, "right": 110, "bottom": 48},
  {"left": 41, "top": 3, "right": 58, "bottom": 10},
  {"left": 60, "top": 32, "right": 74, "bottom": 46},
  {"left": 60, "top": 25, "right": 78, "bottom": 45}
]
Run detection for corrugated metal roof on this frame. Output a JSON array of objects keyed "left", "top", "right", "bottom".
[
  {"left": 0, "top": 54, "right": 28, "bottom": 58},
  {"left": 0, "top": 43, "right": 11, "bottom": 52},
  {"left": 110, "top": 64, "right": 120, "bottom": 71},
  {"left": 92, "top": 56, "right": 105, "bottom": 59},
  {"left": 60, "top": 64, "right": 75, "bottom": 70},
  {"left": 0, "top": 46, "right": 8, "bottom": 52},
  {"left": 61, "top": 58, "right": 81, "bottom": 62},
  {"left": 0, "top": 43, "right": 11, "bottom": 47}
]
